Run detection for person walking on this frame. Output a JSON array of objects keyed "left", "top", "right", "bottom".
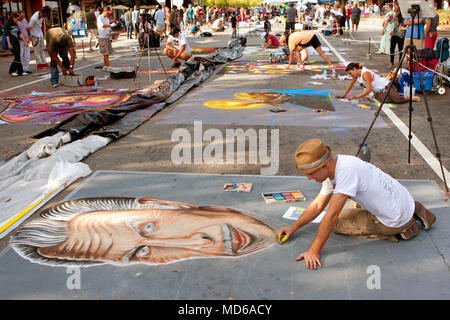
[
  {"left": 17, "top": 10, "right": 31, "bottom": 75},
  {"left": 154, "top": 5, "right": 166, "bottom": 38},
  {"left": 377, "top": 3, "right": 396, "bottom": 54},
  {"left": 29, "top": 6, "right": 51, "bottom": 70},
  {"left": 186, "top": 4, "right": 194, "bottom": 29},
  {"left": 424, "top": 12, "right": 439, "bottom": 49},
  {"left": 389, "top": 3, "right": 406, "bottom": 69},
  {"left": 165, "top": 6, "right": 171, "bottom": 36},
  {"left": 97, "top": 6, "right": 113, "bottom": 71},
  {"left": 170, "top": 5, "right": 180, "bottom": 34},
  {"left": 132, "top": 6, "right": 140, "bottom": 39},
  {"left": 4, "top": 12, "right": 29, "bottom": 76},
  {"left": 285, "top": 3, "right": 297, "bottom": 33},
  {"left": 350, "top": 3, "right": 361, "bottom": 32},
  {"left": 125, "top": 8, "right": 133, "bottom": 39},
  {"left": 231, "top": 12, "right": 238, "bottom": 39},
  {"left": 85, "top": 6, "right": 98, "bottom": 51},
  {"left": 345, "top": 4, "right": 351, "bottom": 31}
]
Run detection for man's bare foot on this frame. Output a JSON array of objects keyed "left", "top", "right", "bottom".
[{"left": 406, "top": 96, "right": 421, "bottom": 102}]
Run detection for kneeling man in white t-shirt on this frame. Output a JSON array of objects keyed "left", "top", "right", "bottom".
[
  {"left": 163, "top": 27, "right": 192, "bottom": 68},
  {"left": 277, "top": 139, "right": 436, "bottom": 270}
]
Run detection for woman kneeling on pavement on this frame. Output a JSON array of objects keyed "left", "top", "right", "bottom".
[{"left": 336, "top": 62, "right": 421, "bottom": 104}]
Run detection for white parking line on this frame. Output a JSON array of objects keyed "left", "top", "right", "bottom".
[
  {"left": 317, "top": 32, "right": 449, "bottom": 186},
  {"left": 316, "top": 32, "right": 349, "bottom": 66}
]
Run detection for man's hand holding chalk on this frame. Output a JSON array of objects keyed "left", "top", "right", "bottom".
[
  {"left": 278, "top": 232, "right": 288, "bottom": 244},
  {"left": 277, "top": 226, "right": 294, "bottom": 244}
]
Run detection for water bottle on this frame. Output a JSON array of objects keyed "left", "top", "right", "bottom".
[{"left": 360, "top": 142, "right": 371, "bottom": 162}]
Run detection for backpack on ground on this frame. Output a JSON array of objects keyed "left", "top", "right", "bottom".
[
  {"left": 2, "top": 34, "right": 8, "bottom": 50},
  {"left": 436, "top": 38, "right": 449, "bottom": 63}
]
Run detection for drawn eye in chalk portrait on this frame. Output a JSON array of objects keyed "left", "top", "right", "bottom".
[
  {"left": 10, "top": 197, "right": 276, "bottom": 267},
  {"left": 204, "top": 89, "right": 335, "bottom": 112}
]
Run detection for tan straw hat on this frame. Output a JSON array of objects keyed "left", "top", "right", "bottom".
[{"left": 295, "top": 139, "right": 332, "bottom": 174}]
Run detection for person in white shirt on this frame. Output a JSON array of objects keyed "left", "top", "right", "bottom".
[
  {"left": 154, "top": 5, "right": 166, "bottom": 37},
  {"left": 336, "top": 62, "right": 421, "bottom": 104},
  {"left": 28, "top": 6, "right": 51, "bottom": 70},
  {"left": 163, "top": 27, "right": 192, "bottom": 67},
  {"left": 97, "top": 6, "right": 113, "bottom": 70},
  {"left": 17, "top": 10, "right": 31, "bottom": 74},
  {"left": 212, "top": 18, "right": 224, "bottom": 32},
  {"left": 277, "top": 139, "right": 436, "bottom": 270},
  {"left": 132, "top": 6, "right": 140, "bottom": 38}
]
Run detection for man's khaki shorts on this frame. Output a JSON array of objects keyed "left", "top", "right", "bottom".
[
  {"left": 333, "top": 207, "right": 417, "bottom": 242},
  {"left": 98, "top": 38, "right": 112, "bottom": 55},
  {"left": 405, "top": 37, "right": 424, "bottom": 50},
  {"left": 87, "top": 29, "right": 98, "bottom": 40},
  {"left": 155, "top": 24, "right": 166, "bottom": 33}
]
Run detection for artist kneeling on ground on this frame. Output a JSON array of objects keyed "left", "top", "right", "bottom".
[
  {"left": 277, "top": 139, "right": 436, "bottom": 270},
  {"left": 337, "top": 62, "right": 421, "bottom": 103},
  {"left": 261, "top": 32, "right": 279, "bottom": 49},
  {"left": 163, "top": 27, "right": 192, "bottom": 68}
]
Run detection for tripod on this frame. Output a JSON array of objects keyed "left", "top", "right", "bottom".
[
  {"left": 355, "top": 5, "right": 449, "bottom": 193},
  {"left": 135, "top": 32, "right": 168, "bottom": 86}
]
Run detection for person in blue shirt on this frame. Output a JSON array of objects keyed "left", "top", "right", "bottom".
[{"left": 404, "top": 17, "right": 424, "bottom": 49}]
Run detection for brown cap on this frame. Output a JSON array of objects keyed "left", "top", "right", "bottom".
[{"left": 294, "top": 139, "right": 332, "bottom": 174}]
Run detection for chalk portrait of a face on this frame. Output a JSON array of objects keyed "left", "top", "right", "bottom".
[
  {"left": 11, "top": 197, "right": 276, "bottom": 267},
  {"left": 203, "top": 89, "right": 335, "bottom": 112}
]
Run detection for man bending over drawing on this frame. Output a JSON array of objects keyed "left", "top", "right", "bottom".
[{"left": 277, "top": 139, "right": 436, "bottom": 270}]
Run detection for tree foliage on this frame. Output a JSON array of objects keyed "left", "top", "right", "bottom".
[{"left": 202, "top": 0, "right": 263, "bottom": 8}]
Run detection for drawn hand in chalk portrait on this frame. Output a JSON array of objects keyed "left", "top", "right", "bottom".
[
  {"left": 11, "top": 197, "right": 276, "bottom": 267},
  {"left": 204, "top": 89, "right": 335, "bottom": 112}
]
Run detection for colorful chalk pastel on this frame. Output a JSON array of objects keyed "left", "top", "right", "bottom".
[{"left": 278, "top": 232, "right": 287, "bottom": 244}]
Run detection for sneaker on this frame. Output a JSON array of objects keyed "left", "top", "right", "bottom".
[
  {"left": 413, "top": 201, "right": 436, "bottom": 230},
  {"left": 10, "top": 72, "right": 19, "bottom": 77},
  {"left": 52, "top": 83, "right": 58, "bottom": 88},
  {"left": 22, "top": 71, "right": 30, "bottom": 76},
  {"left": 88, "top": 48, "right": 94, "bottom": 52}
]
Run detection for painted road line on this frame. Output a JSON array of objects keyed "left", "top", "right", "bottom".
[
  {"left": 317, "top": 32, "right": 449, "bottom": 185},
  {"left": 316, "top": 32, "right": 349, "bottom": 66},
  {"left": 382, "top": 107, "right": 449, "bottom": 183}
]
